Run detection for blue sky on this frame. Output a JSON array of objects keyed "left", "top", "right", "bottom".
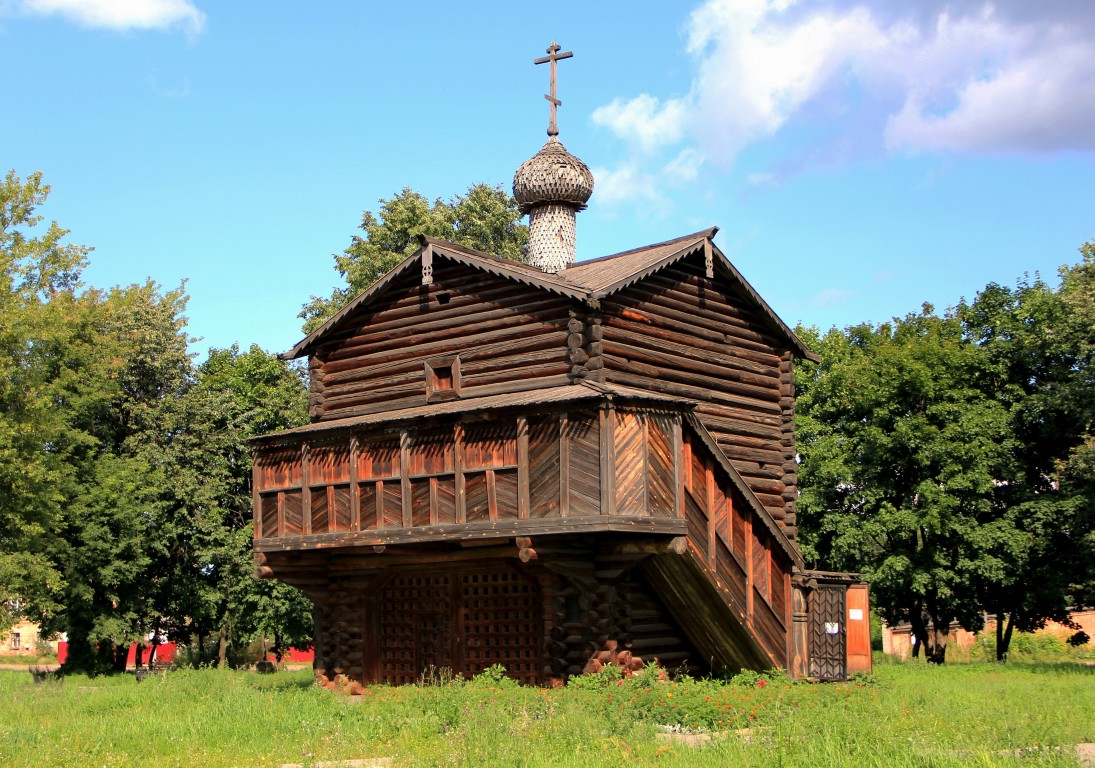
[{"left": 3, "top": 0, "right": 1093, "bottom": 358}]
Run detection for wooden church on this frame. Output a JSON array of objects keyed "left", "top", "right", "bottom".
[{"left": 251, "top": 43, "right": 871, "bottom": 687}]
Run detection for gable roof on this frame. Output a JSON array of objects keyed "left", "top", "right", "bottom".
[{"left": 283, "top": 230, "right": 817, "bottom": 361}]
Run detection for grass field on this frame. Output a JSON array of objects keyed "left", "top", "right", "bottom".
[{"left": 2, "top": 658, "right": 1093, "bottom": 767}]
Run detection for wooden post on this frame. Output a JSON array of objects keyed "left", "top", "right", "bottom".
[
  {"left": 251, "top": 452, "right": 262, "bottom": 539},
  {"left": 599, "top": 405, "right": 616, "bottom": 517},
  {"left": 399, "top": 431, "right": 411, "bottom": 528},
  {"left": 672, "top": 417, "right": 683, "bottom": 520},
  {"left": 745, "top": 513, "right": 754, "bottom": 624},
  {"left": 517, "top": 415, "right": 530, "bottom": 520},
  {"left": 455, "top": 423, "right": 466, "bottom": 524},
  {"left": 487, "top": 470, "right": 498, "bottom": 521},
  {"left": 789, "top": 579, "right": 809, "bottom": 680},
  {"left": 429, "top": 476, "right": 438, "bottom": 526},
  {"left": 559, "top": 413, "right": 570, "bottom": 517},
  {"left": 706, "top": 461, "right": 716, "bottom": 569},
  {"left": 302, "top": 443, "right": 312, "bottom": 535},
  {"left": 374, "top": 480, "right": 385, "bottom": 529},
  {"left": 349, "top": 437, "right": 360, "bottom": 531}
]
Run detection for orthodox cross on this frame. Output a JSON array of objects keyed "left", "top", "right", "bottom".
[{"left": 534, "top": 41, "right": 573, "bottom": 137}]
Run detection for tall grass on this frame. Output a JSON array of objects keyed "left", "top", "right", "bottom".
[{"left": 2, "top": 659, "right": 1092, "bottom": 767}]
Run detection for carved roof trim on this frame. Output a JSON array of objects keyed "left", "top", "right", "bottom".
[{"left": 281, "top": 230, "right": 817, "bottom": 363}]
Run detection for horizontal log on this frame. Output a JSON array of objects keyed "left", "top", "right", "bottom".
[
  {"left": 604, "top": 368, "right": 782, "bottom": 415},
  {"left": 601, "top": 341, "right": 780, "bottom": 403},
  {"left": 715, "top": 442, "right": 788, "bottom": 468},
  {"left": 603, "top": 316, "right": 774, "bottom": 377},
  {"left": 462, "top": 362, "right": 572, "bottom": 389},
  {"left": 632, "top": 274, "right": 779, "bottom": 340},
  {"left": 322, "top": 275, "right": 552, "bottom": 346},
  {"left": 604, "top": 299, "right": 783, "bottom": 365},
  {"left": 611, "top": 286, "right": 782, "bottom": 358},
  {"left": 326, "top": 298, "right": 566, "bottom": 363},
  {"left": 324, "top": 319, "right": 565, "bottom": 373}
]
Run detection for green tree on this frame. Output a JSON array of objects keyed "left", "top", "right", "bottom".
[
  {"left": 300, "top": 183, "right": 528, "bottom": 333},
  {"left": 956, "top": 248, "right": 1095, "bottom": 658},
  {"left": 185, "top": 345, "right": 312, "bottom": 666},
  {"left": 51, "top": 281, "right": 196, "bottom": 672},
  {"left": 1, "top": 170, "right": 314, "bottom": 672},
  {"left": 796, "top": 309, "right": 1016, "bottom": 662},
  {"left": 798, "top": 247, "right": 1095, "bottom": 663},
  {"left": 0, "top": 170, "right": 92, "bottom": 633}
]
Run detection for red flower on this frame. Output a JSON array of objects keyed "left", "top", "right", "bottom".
[{"left": 757, "top": 680, "right": 768, "bottom": 688}]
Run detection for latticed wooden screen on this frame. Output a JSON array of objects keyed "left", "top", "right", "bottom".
[
  {"left": 377, "top": 574, "right": 454, "bottom": 685},
  {"left": 375, "top": 566, "right": 540, "bottom": 685},
  {"left": 808, "top": 584, "right": 846, "bottom": 681},
  {"left": 461, "top": 569, "right": 540, "bottom": 684}
]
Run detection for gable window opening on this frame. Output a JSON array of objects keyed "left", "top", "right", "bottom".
[
  {"left": 426, "top": 357, "right": 461, "bottom": 402},
  {"left": 435, "top": 364, "right": 453, "bottom": 390}
]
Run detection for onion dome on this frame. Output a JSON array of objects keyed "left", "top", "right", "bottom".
[{"left": 512, "top": 136, "right": 595, "bottom": 214}]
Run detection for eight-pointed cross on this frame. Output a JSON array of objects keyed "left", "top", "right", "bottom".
[{"left": 534, "top": 41, "right": 573, "bottom": 137}]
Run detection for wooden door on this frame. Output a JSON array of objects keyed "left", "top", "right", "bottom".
[
  {"left": 808, "top": 584, "right": 847, "bottom": 681},
  {"left": 375, "top": 564, "right": 540, "bottom": 684},
  {"left": 377, "top": 573, "right": 454, "bottom": 684}
]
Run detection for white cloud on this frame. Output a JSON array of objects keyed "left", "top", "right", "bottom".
[
  {"left": 19, "top": 0, "right": 205, "bottom": 34},
  {"left": 591, "top": 0, "right": 1095, "bottom": 191},
  {"left": 885, "top": 30, "right": 1095, "bottom": 152},
  {"left": 686, "top": 0, "right": 887, "bottom": 163},
  {"left": 664, "top": 148, "right": 704, "bottom": 183},
  {"left": 591, "top": 95, "right": 687, "bottom": 154},
  {"left": 589, "top": 162, "right": 663, "bottom": 207}
]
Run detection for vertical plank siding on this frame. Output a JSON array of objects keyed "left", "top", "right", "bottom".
[
  {"left": 527, "top": 415, "right": 560, "bottom": 518},
  {"left": 600, "top": 254, "right": 799, "bottom": 539}
]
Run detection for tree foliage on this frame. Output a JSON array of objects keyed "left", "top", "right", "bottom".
[
  {"left": 797, "top": 247, "right": 1095, "bottom": 662},
  {"left": 0, "top": 170, "right": 312, "bottom": 671},
  {"left": 300, "top": 183, "right": 528, "bottom": 333}
]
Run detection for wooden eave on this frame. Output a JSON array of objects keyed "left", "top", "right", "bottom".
[
  {"left": 684, "top": 412, "right": 805, "bottom": 569},
  {"left": 282, "top": 229, "right": 817, "bottom": 362},
  {"left": 709, "top": 242, "right": 820, "bottom": 363},
  {"left": 251, "top": 381, "right": 695, "bottom": 445},
  {"left": 255, "top": 516, "right": 687, "bottom": 553},
  {"left": 421, "top": 237, "right": 590, "bottom": 300}
]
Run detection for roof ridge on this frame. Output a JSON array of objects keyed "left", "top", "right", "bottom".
[{"left": 561, "top": 227, "right": 717, "bottom": 271}]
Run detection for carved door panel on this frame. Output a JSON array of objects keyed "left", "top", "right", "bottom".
[{"left": 808, "top": 584, "right": 847, "bottom": 681}]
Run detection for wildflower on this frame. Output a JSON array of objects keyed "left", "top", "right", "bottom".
[{"left": 757, "top": 680, "right": 768, "bottom": 688}]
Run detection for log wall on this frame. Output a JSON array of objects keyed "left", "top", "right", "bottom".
[
  {"left": 599, "top": 254, "right": 800, "bottom": 538},
  {"left": 308, "top": 261, "right": 573, "bottom": 421}
]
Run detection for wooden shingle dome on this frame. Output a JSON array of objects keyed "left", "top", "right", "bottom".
[{"left": 512, "top": 136, "right": 594, "bottom": 214}]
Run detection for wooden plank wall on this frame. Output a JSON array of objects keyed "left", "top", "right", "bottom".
[
  {"left": 256, "top": 411, "right": 609, "bottom": 538},
  {"left": 599, "top": 254, "right": 799, "bottom": 539},
  {"left": 673, "top": 426, "right": 793, "bottom": 666},
  {"left": 308, "top": 262, "right": 572, "bottom": 421}
]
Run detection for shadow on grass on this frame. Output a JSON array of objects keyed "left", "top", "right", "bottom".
[
  {"left": 1012, "top": 660, "right": 1095, "bottom": 675},
  {"left": 247, "top": 670, "right": 315, "bottom": 692}
]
